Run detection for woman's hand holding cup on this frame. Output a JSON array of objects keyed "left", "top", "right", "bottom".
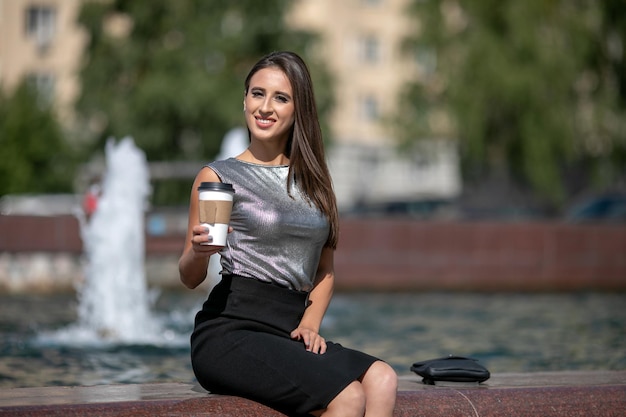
[
  {"left": 197, "top": 182, "right": 235, "bottom": 247},
  {"left": 191, "top": 224, "right": 232, "bottom": 258}
]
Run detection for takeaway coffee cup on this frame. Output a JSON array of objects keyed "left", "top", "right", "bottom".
[{"left": 198, "top": 182, "right": 235, "bottom": 246}]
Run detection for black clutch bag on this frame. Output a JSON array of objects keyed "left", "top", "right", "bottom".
[{"left": 410, "top": 355, "right": 490, "bottom": 385}]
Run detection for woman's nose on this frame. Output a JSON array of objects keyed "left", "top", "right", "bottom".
[{"left": 260, "top": 98, "right": 273, "bottom": 114}]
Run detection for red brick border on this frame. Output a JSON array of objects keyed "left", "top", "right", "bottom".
[{"left": 1, "top": 216, "right": 624, "bottom": 291}]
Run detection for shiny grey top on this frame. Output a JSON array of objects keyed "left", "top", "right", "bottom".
[{"left": 208, "top": 158, "right": 330, "bottom": 292}]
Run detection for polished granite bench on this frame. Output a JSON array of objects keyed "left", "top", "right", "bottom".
[{"left": 1, "top": 371, "right": 624, "bottom": 416}]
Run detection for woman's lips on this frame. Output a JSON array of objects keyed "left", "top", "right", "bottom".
[{"left": 255, "top": 117, "right": 275, "bottom": 128}]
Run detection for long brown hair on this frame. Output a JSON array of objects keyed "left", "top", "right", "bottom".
[{"left": 244, "top": 51, "right": 339, "bottom": 249}]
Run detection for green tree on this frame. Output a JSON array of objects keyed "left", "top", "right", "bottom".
[
  {"left": 398, "top": 0, "right": 626, "bottom": 208},
  {"left": 76, "top": 0, "right": 333, "bottom": 204},
  {"left": 0, "top": 82, "right": 77, "bottom": 196}
]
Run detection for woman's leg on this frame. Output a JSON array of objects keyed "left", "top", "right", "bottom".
[
  {"left": 311, "top": 381, "right": 366, "bottom": 417},
  {"left": 313, "top": 361, "right": 397, "bottom": 417},
  {"left": 360, "top": 361, "right": 398, "bottom": 417}
]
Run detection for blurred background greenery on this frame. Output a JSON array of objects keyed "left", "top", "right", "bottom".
[
  {"left": 397, "top": 0, "right": 626, "bottom": 210},
  {"left": 1, "top": 0, "right": 624, "bottom": 213}
]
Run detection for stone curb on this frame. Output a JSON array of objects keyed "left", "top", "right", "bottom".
[{"left": 1, "top": 371, "right": 624, "bottom": 416}]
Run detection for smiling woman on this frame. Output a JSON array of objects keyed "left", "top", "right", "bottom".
[
  {"left": 243, "top": 68, "right": 295, "bottom": 149},
  {"left": 177, "top": 51, "right": 397, "bottom": 417}
]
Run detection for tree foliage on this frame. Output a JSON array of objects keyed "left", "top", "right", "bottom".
[
  {"left": 76, "top": 0, "right": 333, "bottom": 164},
  {"left": 399, "top": 0, "right": 626, "bottom": 207},
  {"left": 0, "top": 83, "right": 77, "bottom": 196}
]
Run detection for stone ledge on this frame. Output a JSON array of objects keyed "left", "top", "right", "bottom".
[{"left": 0, "top": 371, "right": 624, "bottom": 416}]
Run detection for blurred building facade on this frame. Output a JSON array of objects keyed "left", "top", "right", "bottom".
[
  {"left": 0, "top": 0, "right": 460, "bottom": 211},
  {"left": 289, "top": 0, "right": 460, "bottom": 209},
  {"left": 0, "top": 0, "right": 86, "bottom": 126}
]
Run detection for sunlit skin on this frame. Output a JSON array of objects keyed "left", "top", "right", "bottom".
[{"left": 241, "top": 67, "right": 295, "bottom": 165}]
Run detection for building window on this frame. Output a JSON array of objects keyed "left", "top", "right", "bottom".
[
  {"left": 415, "top": 47, "right": 437, "bottom": 75},
  {"left": 359, "top": 35, "right": 380, "bottom": 64},
  {"left": 26, "top": 72, "right": 56, "bottom": 105},
  {"left": 25, "top": 6, "right": 56, "bottom": 51},
  {"left": 360, "top": 94, "right": 380, "bottom": 122}
]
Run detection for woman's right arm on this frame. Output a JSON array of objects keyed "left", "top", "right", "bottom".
[{"left": 178, "top": 167, "right": 223, "bottom": 289}]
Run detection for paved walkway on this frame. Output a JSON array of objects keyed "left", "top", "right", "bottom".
[{"left": 1, "top": 371, "right": 624, "bottom": 416}]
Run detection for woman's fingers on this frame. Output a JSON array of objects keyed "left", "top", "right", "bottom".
[
  {"left": 291, "top": 328, "right": 327, "bottom": 354},
  {"left": 190, "top": 225, "right": 223, "bottom": 256}
]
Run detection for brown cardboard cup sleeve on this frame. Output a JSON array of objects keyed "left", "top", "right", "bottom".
[{"left": 199, "top": 200, "right": 233, "bottom": 224}]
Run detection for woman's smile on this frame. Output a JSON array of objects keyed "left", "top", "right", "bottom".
[{"left": 255, "top": 116, "right": 276, "bottom": 127}]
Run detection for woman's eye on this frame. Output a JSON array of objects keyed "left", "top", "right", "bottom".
[
  {"left": 275, "top": 95, "right": 289, "bottom": 103},
  {"left": 251, "top": 91, "right": 263, "bottom": 98}
]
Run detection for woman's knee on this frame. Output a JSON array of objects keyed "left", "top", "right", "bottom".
[
  {"left": 363, "top": 361, "right": 398, "bottom": 393},
  {"left": 325, "top": 381, "right": 366, "bottom": 416}
]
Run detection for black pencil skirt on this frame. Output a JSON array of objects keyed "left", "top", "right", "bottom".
[{"left": 191, "top": 274, "right": 380, "bottom": 416}]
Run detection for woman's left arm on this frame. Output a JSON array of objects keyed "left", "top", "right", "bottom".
[{"left": 290, "top": 247, "right": 335, "bottom": 354}]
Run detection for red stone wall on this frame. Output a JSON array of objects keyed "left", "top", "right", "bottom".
[
  {"left": 335, "top": 220, "right": 626, "bottom": 291},
  {"left": 1, "top": 215, "right": 624, "bottom": 291},
  {"left": 0, "top": 215, "right": 82, "bottom": 253}
]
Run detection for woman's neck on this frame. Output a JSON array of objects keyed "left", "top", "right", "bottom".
[{"left": 237, "top": 148, "right": 289, "bottom": 166}]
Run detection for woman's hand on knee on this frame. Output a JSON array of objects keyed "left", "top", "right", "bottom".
[{"left": 290, "top": 327, "right": 327, "bottom": 354}]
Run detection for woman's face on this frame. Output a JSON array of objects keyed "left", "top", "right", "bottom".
[{"left": 244, "top": 67, "right": 295, "bottom": 146}]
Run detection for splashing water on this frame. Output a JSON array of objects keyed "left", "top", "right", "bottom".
[
  {"left": 42, "top": 137, "right": 179, "bottom": 346},
  {"left": 78, "top": 137, "right": 155, "bottom": 341}
]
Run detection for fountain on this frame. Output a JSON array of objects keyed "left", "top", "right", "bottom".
[
  {"left": 215, "top": 126, "right": 248, "bottom": 160},
  {"left": 45, "top": 137, "right": 169, "bottom": 345}
]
